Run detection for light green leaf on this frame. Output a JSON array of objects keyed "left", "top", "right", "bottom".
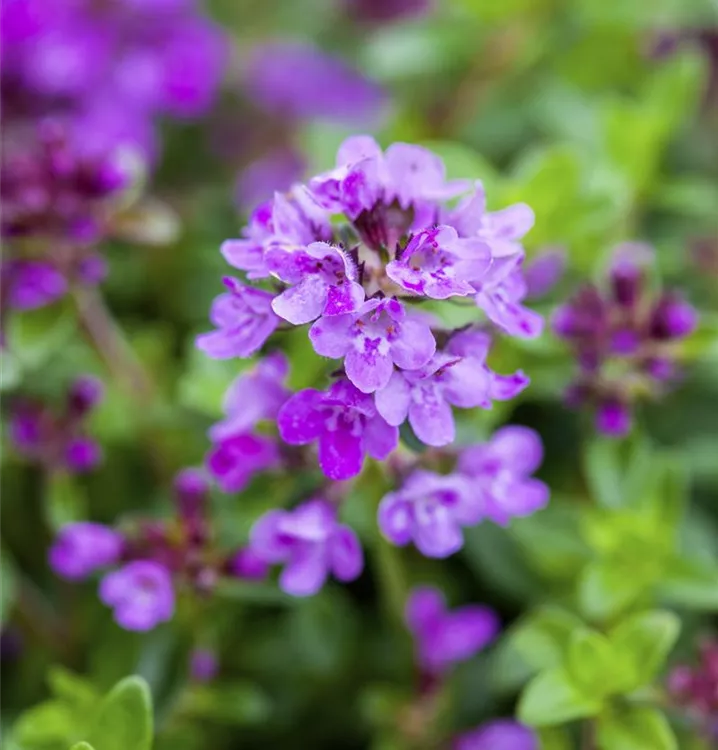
[
  {"left": 596, "top": 705, "right": 677, "bottom": 750},
  {"left": 87, "top": 676, "right": 153, "bottom": 750},
  {"left": 1, "top": 551, "right": 16, "bottom": 625},
  {"left": 48, "top": 666, "right": 100, "bottom": 711},
  {"left": 182, "top": 682, "right": 271, "bottom": 725},
  {"left": 583, "top": 437, "right": 625, "bottom": 508},
  {"left": 518, "top": 668, "right": 602, "bottom": 727},
  {"left": 609, "top": 610, "right": 680, "bottom": 691},
  {"left": 45, "top": 472, "right": 87, "bottom": 532},
  {"left": 566, "top": 629, "right": 618, "bottom": 697},
  {"left": 658, "top": 558, "right": 718, "bottom": 611},
  {"left": 71, "top": 744, "right": 97, "bottom": 750},
  {"left": 12, "top": 700, "right": 77, "bottom": 745},
  {"left": 578, "top": 560, "right": 647, "bottom": 621},
  {"left": 510, "top": 607, "right": 585, "bottom": 672}
]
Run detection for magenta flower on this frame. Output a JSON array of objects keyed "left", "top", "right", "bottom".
[
  {"left": 454, "top": 721, "right": 537, "bottom": 750},
  {"left": 266, "top": 242, "right": 365, "bottom": 325},
  {"left": 196, "top": 277, "right": 280, "bottom": 359},
  {"left": 99, "top": 561, "right": 175, "bottom": 631},
  {"left": 243, "top": 41, "right": 386, "bottom": 127},
  {"left": 405, "top": 586, "right": 499, "bottom": 673},
  {"left": 309, "top": 297, "right": 436, "bottom": 393},
  {"left": 227, "top": 547, "right": 269, "bottom": 581},
  {"left": 209, "top": 353, "right": 289, "bottom": 441},
  {"left": 249, "top": 499, "right": 363, "bottom": 596},
  {"left": 387, "top": 226, "right": 490, "bottom": 300},
  {"left": 374, "top": 353, "right": 492, "bottom": 447},
  {"left": 457, "top": 426, "right": 549, "bottom": 525},
  {"left": 2, "top": 261, "right": 67, "bottom": 310},
  {"left": 378, "top": 471, "right": 479, "bottom": 558},
  {"left": 278, "top": 378, "right": 398, "bottom": 480},
  {"left": 49, "top": 522, "right": 123, "bottom": 581},
  {"left": 206, "top": 433, "right": 279, "bottom": 494}
]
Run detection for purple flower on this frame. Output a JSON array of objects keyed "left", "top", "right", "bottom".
[
  {"left": 378, "top": 471, "right": 479, "bottom": 557},
  {"left": 405, "top": 586, "right": 499, "bottom": 673},
  {"left": 227, "top": 547, "right": 269, "bottom": 581},
  {"left": 64, "top": 436, "right": 102, "bottom": 472},
  {"left": 196, "top": 277, "right": 280, "bottom": 359},
  {"left": 67, "top": 376, "right": 104, "bottom": 415},
  {"left": 595, "top": 400, "right": 632, "bottom": 437},
  {"left": 266, "top": 242, "right": 365, "bottom": 325},
  {"left": 243, "top": 41, "right": 386, "bottom": 127},
  {"left": 206, "top": 433, "right": 279, "bottom": 493},
  {"left": 387, "top": 226, "right": 490, "bottom": 300},
  {"left": 650, "top": 294, "right": 698, "bottom": 339},
  {"left": 309, "top": 297, "right": 436, "bottom": 393},
  {"left": 346, "top": 0, "right": 433, "bottom": 23},
  {"left": 2, "top": 261, "right": 67, "bottom": 310},
  {"left": 249, "top": 498, "right": 363, "bottom": 596},
  {"left": 457, "top": 426, "right": 549, "bottom": 525},
  {"left": 235, "top": 148, "right": 306, "bottom": 210},
  {"left": 190, "top": 648, "right": 218, "bottom": 683},
  {"left": 49, "top": 522, "right": 123, "bottom": 581},
  {"left": 523, "top": 248, "right": 566, "bottom": 299},
  {"left": 454, "top": 720, "right": 537, "bottom": 750},
  {"left": 99, "top": 561, "right": 175, "bottom": 631},
  {"left": 278, "top": 378, "right": 398, "bottom": 480},
  {"left": 374, "top": 354, "right": 492, "bottom": 448},
  {"left": 174, "top": 468, "right": 209, "bottom": 519},
  {"left": 209, "top": 352, "right": 289, "bottom": 441}
]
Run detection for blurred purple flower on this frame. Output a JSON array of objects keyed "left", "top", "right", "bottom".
[
  {"left": 206, "top": 433, "right": 279, "bottom": 494},
  {"left": 378, "top": 471, "right": 479, "bottom": 558},
  {"left": 244, "top": 41, "right": 386, "bottom": 126},
  {"left": 196, "top": 277, "right": 280, "bottom": 359},
  {"left": 99, "top": 560, "right": 175, "bottom": 631},
  {"left": 49, "top": 522, "right": 123, "bottom": 581},
  {"left": 227, "top": 547, "right": 269, "bottom": 581},
  {"left": 249, "top": 498, "right": 363, "bottom": 596},
  {"left": 346, "top": 0, "right": 433, "bottom": 23},
  {"left": 454, "top": 720, "right": 538, "bottom": 750},
  {"left": 236, "top": 148, "right": 306, "bottom": 211},
  {"left": 524, "top": 248, "right": 566, "bottom": 299},
  {"left": 190, "top": 648, "right": 218, "bottom": 682},
  {"left": 2, "top": 261, "right": 67, "bottom": 310},
  {"left": 278, "top": 378, "right": 398, "bottom": 480},
  {"left": 309, "top": 297, "right": 436, "bottom": 393},
  {"left": 457, "top": 426, "right": 549, "bottom": 525},
  {"left": 405, "top": 586, "right": 499, "bottom": 673}
]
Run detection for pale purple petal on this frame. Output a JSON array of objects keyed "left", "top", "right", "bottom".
[
  {"left": 318, "top": 424, "right": 364, "bottom": 480},
  {"left": 279, "top": 547, "right": 328, "bottom": 597},
  {"left": 455, "top": 721, "right": 538, "bottom": 750},
  {"left": 249, "top": 509, "right": 293, "bottom": 563},
  {"left": 488, "top": 203, "right": 535, "bottom": 240},
  {"left": 324, "top": 279, "right": 365, "bottom": 316},
  {"left": 378, "top": 493, "right": 413, "bottom": 546},
  {"left": 345, "top": 344, "right": 393, "bottom": 393},
  {"left": 408, "top": 390, "right": 455, "bottom": 447},
  {"left": 442, "top": 359, "right": 491, "bottom": 408},
  {"left": 309, "top": 315, "right": 353, "bottom": 358},
  {"left": 329, "top": 526, "right": 364, "bottom": 581},
  {"left": 362, "top": 414, "right": 399, "bottom": 460},
  {"left": 272, "top": 276, "right": 328, "bottom": 325},
  {"left": 405, "top": 586, "right": 445, "bottom": 633},
  {"left": 414, "top": 513, "right": 463, "bottom": 558},
  {"left": 490, "top": 426, "right": 544, "bottom": 474},
  {"left": 374, "top": 371, "right": 411, "bottom": 426},
  {"left": 390, "top": 318, "right": 436, "bottom": 371},
  {"left": 277, "top": 390, "right": 325, "bottom": 444},
  {"left": 489, "top": 370, "right": 530, "bottom": 400}
]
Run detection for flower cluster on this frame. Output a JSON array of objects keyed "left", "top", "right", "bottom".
[
  {"left": 48, "top": 469, "right": 268, "bottom": 630},
  {"left": 667, "top": 639, "right": 718, "bottom": 741},
  {"left": 552, "top": 243, "right": 697, "bottom": 436},
  {"left": 9, "top": 376, "right": 104, "bottom": 473}
]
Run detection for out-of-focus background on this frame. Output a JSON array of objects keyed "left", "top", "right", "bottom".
[{"left": 2, "top": 0, "right": 718, "bottom": 748}]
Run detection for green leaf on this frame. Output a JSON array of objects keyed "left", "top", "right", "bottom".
[
  {"left": 47, "top": 666, "right": 100, "bottom": 711},
  {"left": 87, "top": 676, "right": 153, "bottom": 750},
  {"left": 583, "top": 437, "right": 625, "bottom": 508},
  {"left": 12, "top": 700, "right": 78, "bottom": 746},
  {"left": 596, "top": 705, "right": 677, "bottom": 750},
  {"left": 518, "top": 668, "right": 602, "bottom": 727},
  {"left": 566, "top": 629, "right": 617, "bottom": 696},
  {"left": 509, "top": 607, "right": 585, "bottom": 672},
  {"left": 578, "top": 560, "right": 647, "bottom": 621},
  {"left": 182, "top": 682, "right": 271, "bottom": 725},
  {"left": 609, "top": 611, "right": 680, "bottom": 691},
  {"left": 71, "top": 744, "right": 97, "bottom": 750},
  {"left": 45, "top": 472, "right": 87, "bottom": 532},
  {"left": 1, "top": 550, "right": 17, "bottom": 625},
  {"left": 658, "top": 557, "right": 718, "bottom": 611},
  {"left": 8, "top": 303, "right": 77, "bottom": 372},
  {"left": 399, "top": 422, "right": 428, "bottom": 454}
]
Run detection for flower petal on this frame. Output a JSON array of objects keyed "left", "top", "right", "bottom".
[
  {"left": 329, "top": 526, "right": 364, "bottom": 582},
  {"left": 272, "top": 276, "right": 328, "bottom": 325},
  {"left": 277, "top": 390, "right": 325, "bottom": 444},
  {"left": 390, "top": 318, "right": 436, "bottom": 371},
  {"left": 374, "top": 371, "right": 411, "bottom": 426},
  {"left": 318, "top": 423, "right": 364, "bottom": 480}
]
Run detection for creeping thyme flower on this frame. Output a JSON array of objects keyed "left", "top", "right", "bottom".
[
  {"left": 9, "top": 376, "right": 104, "bottom": 473},
  {"left": 49, "top": 522, "right": 124, "bottom": 581},
  {"left": 378, "top": 471, "right": 479, "bottom": 558},
  {"left": 454, "top": 720, "right": 537, "bottom": 750},
  {"left": 553, "top": 243, "right": 697, "bottom": 436},
  {"left": 249, "top": 499, "right": 363, "bottom": 596},
  {"left": 100, "top": 561, "right": 175, "bottom": 632},
  {"left": 278, "top": 379, "right": 398, "bottom": 480},
  {"left": 405, "top": 586, "right": 499, "bottom": 674},
  {"left": 457, "top": 426, "right": 549, "bottom": 525}
]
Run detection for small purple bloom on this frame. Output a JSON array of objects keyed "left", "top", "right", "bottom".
[
  {"left": 235, "top": 148, "right": 306, "bottom": 210},
  {"left": 454, "top": 720, "right": 538, "bottom": 750},
  {"left": 174, "top": 468, "right": 209, "bottom": 519},
  {"left": 346, "top": 0, "right": 433, "bottom": 23},
  {"left": 278, "top": 378, "right": 398, "bottom": 480},
  {"left": 64, "top": 436, "right": 102, "bottom": 472},
  {"left": 190, "top": 648, "right": 218, "bottom": 683},
  {"left": 595, "top": 400, "right": 632, "bottom": 437},
  {"left": 49, "top": 522, "right": 123, "bottom": 581},
  {"left": 650, "top": 294, "right": 698, "bottom": 339},
  {"left": 196, "top": 277, "right": 280, "bottom": 359},
  {"left": 523, "top": 248, "right": 566, "bottom": 299},
  {"left": 378, "top": 471, "right": 479, "bottom": 558},
  {"left": 266, "top": 242, "right": 365, "bottom": 325},
  {"left": 3, "top": 261, "right": 67, "bottom": 310},
  {"left": 386, "top": 226, "right": 489, "bottom": 300},
  {"left": 473, "top": 266, "right": 544, "bottom": 339},
  {"left": 405, "top": 586, "right": 499, "bottom": 673},
  {"left": 249, "top": 498, "right": 363, "bottom": 596},
  {"left": 309, "top": 297, "right": 436, "bottom": 393},
  {"left": 67, "top": 376, "right": 104, "bottom": 415},
  {"left": 206, "top": 433, "right": 279, "bottom": 493},
  {"left": 99, "top": 560, "right": 175, "bottom": 631},
  {"left": 243, "top": 41, "right": 386, "bottom": 127},
  {"left": 457, "top": 426, "right": 549, "bottom": 525},
  {"left": 209, "top": 352, "right": 289, "bottom": 441},
  {"left": 227, "top": 547, "right": 269, "bottom": 581},
  {"left": 374, "top": 353, "right": 492, "bottom": 447}
]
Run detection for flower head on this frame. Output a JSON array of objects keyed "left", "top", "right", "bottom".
[
  {"left": 378, "top": 471, "right": 479, "bottom": 558},
  {"left": 206, "top": 433, "right": 279, "bottom": 494},
  {"left": 454, "top": 720, "right": 537, "bottom": 750},
  {"left": 99, "top": 561, "right": 175, "bottom": 631},
  {"left": 278, "top": 378, "right": 398, "bottom": 480},
  {"left": 249, "top": 499, "right": 363, "bottom": 596},
  {"left": 49, "top": 522, "right": 123, "bottom": 581},
  {"left": 405, "top": 586, "right": 499, "bottom": 673}
]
